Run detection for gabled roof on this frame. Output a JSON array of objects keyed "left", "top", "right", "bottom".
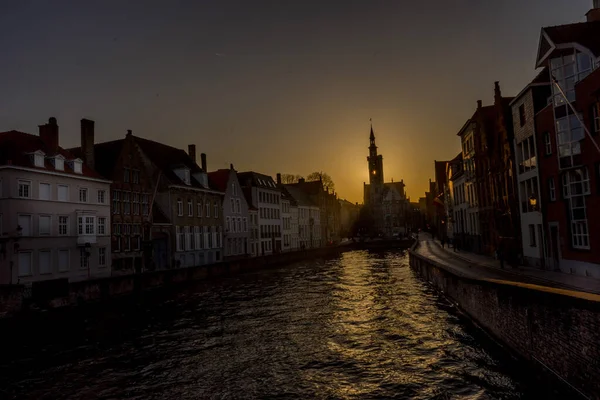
[
  {"left": 280, "top": 185, "right": 298, "bottom": 207},
  {"left": 237, "top": 171, "right": 279, "bottom": 190},
  {"left": 133, "top": 136, "right": 214, "bottom": 190},
  {"left": 207, "top": 169, "right": 231, "bottom": 192},
  {"left": 283, "top": 184, "right": 317, "bottom": 207},
  {"left": 536, "top": 21, "right": 600, "bottom": 67},
  {"left": 510, "top": 68, "right": 551, "bottom": 106},
  {"left": 0, "top": 130, "right": 105, "bottom": 179},
  {"left": 69, "top": 138, "right": 124, "bottom": 178}
]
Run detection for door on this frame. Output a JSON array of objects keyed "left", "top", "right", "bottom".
[{"left": 550, "top": 225, "right": 560, "bottom": 271}]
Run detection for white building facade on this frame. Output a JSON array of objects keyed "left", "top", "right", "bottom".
[{"left": 0, "top": 122, "right": 112, "bottom": 285}]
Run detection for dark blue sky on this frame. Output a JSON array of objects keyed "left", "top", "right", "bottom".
[{"left": 0, "top": 0, "right": 593, "bottom": 202}]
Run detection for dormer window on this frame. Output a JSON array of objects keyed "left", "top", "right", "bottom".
[
  {"left": 30, "top": 150, "right": 46, "bottom": 168},
  {"left": 174, "top": 167, "right": 191, "bottom": 185},
  {"left": 72, "top": 159, "right": 83, "bottom": 174},
  {"left": 50, "top": 154, "right": 65, "bottom": 171}
]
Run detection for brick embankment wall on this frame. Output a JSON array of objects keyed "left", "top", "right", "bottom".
[{"left": 409, "top": 249, "right": 600, "bottom": 400}]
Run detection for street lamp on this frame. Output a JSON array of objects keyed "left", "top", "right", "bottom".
[
  {"left": 528, "top": 195, "right": 538, "bottom": 212},
  {"left": 1, "top": 225, "right": 22, "bottom": 284}
]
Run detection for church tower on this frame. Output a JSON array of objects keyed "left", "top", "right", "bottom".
[{"left": 367, "top": 123, "right": 384, "bottom": 187}]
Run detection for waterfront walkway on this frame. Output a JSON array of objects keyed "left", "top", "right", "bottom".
[{"left": 414, "top": 238, "right": 600, "bottom": 296}]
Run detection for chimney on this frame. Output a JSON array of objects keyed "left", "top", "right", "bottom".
[
  {"left": 477, "top": 100, "right": 482, "bottom": 109},
  {"left": 188, "top": 144, "right": 196, "bottom": 163},
  {"left": 587, "top": 0, "right": 600, "bottom": 21},
  {"left": 39, "top": 117, "right": 59, "bottom": 153},
  {"left": 200, "top": 153, "right": 207, "bottom": 172},
  {"left": 230, "top": 163, "right": 234, "bottom": 170},
  {"left": 494, "top": 81, "right": 502, "bottom": 101},
  {"left": 80, "top": 119, "right": 95, "bottom": 169}
]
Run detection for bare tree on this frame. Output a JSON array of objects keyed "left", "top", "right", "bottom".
[
  {"left": 306, "top": 171, "right": 335, "bottom": 192},
  {"left": 281, "top": 174, "right": 304, "bottom": 184}
]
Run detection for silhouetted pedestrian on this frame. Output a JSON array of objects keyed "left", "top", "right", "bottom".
[{"left": 441, "top": 238, "right": 445, "bottom": 248}]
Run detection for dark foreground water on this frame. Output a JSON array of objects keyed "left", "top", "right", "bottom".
[{"left": 1, "top": 250, "right": 563, "bottom": 399}]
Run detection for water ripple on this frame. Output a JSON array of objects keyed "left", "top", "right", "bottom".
[{"left": 0, "top": 250, "right": 565, "bottom": 399}]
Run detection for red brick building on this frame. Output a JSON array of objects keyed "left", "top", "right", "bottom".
[
  {"left": 467, "top": 84, "right": 520, "bottom": 257},
  {"left": 534, "top": 6, "right": 600, "bottom": 276}
]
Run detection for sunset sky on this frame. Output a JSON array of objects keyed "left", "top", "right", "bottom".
[{"left": 0, "top": 0, "right": 593, "bottom": 203}]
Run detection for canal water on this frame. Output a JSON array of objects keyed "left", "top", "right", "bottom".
[{"left": 1, "top": 250, "right": 563, "bottom": 399}]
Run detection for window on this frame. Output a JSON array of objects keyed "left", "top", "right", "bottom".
[
  {"left": 142, "top": 193, "right": 149, "bottom": 216},
  {"left": 197, "top": 201, "right": 202, "bottom": 217},
  {"left": 183, "top": 226, "right": 190, "bottom": 250},
  {"left": 39, "top": 215, "right": 51, "bottom": 235},
  {"left": 124, "top": 168, "right": 130, "bottom": 183},
  {"left": 79, "top": 188, "right": 88, "bottom": 203},
  {"left": 519, "top": 104, "right": 526, "bottom": 127},
  {"left": 518, "top": 136, "right": 537, "bottom": 173},
  {"left": 232, "top": 184, "right": 237, "bottom": 196},
  {"left": 98, "top": 190, "right": 106, "bottom": 204},
  {"left": 528, "top": 225, "right": 536, "bottom": 247},
  {"left": 556, "top": 113, "right": 584, "bottom": 169},
  {"left": 39, "top": 183, "right": 51, "bottom": 200},
  {"left": 98, "top": 248, "right": 107, "bottom": 267},
  {"left": 194, "top": 226, "right": 201, "bottom": 249},
  {"left": 190, "top": 226, "right": 195, "bottom": 250},
  {"left": 216, "top": 226, "right": 222, "bottom": 247},
  {"left": 58, "top": 249, "right": 69, "bottom": 272},
  {"left": 244, "top": 217, "right": 248, "bottom": 232},
  {"left": 113, "top": 190, "right": 121, "bottom": 214},
  {"left": 176, "top": 226, "right": 185, "bottom": 251},
  {"left": 18, "top": 251, "right": 32, "bottom": 276},
  {"left": 59, "top": 216, "right": 68, "bottom": 235},
  {"left": 544, "top": 132, "right": 552, "bottom": 155},
  {"left": 550, "top": 51, "right": 592, "bottom": 106},
  {"left": 177, "top": 199, "right": 183, "bottom": 216},
  {"left": 133, "top": 192, "right": 140, "bottom": 215},
  {"left": 123, "top": 192, "right": 131, "bottom": 214},
  {"left": 226, "top": 217, "right": 231, "bottom": 232},
  {"left": 58, "top": 185, "right": 68, "bottom": 201},
  {"left": 563, "top": 168, "right": 590, "bottom": 198},
  {"left": 33, "top": 152, "right": 44, "bottom": 167},
  {"left": 206, "top": 202, "right": 211, "bottom": 217},
  {"left": 236, "top": 199, "right": 241, "bottom": 213},
  {"left": 188, "top": 200, "right": 193, "bottom": 216},
  {"left": 39, "top": 250, "right": 52, "bottom": 274},
  {"left": 562, "top": 168, "right": 590, "bottom": 249},
  {"left": 54, "top": 156, "right": 64, "bottom": 171},
  {"left": 78, "top": 216, "right": 95, "bottom": 235},
  {"left": 98, "top": 217, "right": 106, "bottom": 235},
  {"left": 208, "top": 226, "right": 214, "bottom": 248},
  {"left": 231, "top": 198, "right": 235, "bottom": 213},
  {"left": 198, "top": 226, "right": 204, "bottom": 249},
  {"left": 548, "top": 178, "right": 556, "bottom": 202},
  {"left": 80, "top": 248, "right": 89, "bottom": 269},
  {"left": 18, "top": 180, "right": 31, "bottom": 198},
  {"left": 214, "top": 202, "right": 219, "bottom": 218},
  {"left": 18, "top": 214, "right": 32, "bottom": 236},
  {"left": 132, "top": 169, "right": 140, "bottom": 184},
  {"left": 114, "top": 235, "right": 121, "bottom": 252},
  {"left": 125, "top": 226, "right": 131, "bottom": 251},
  {"left": 73, "top": 160, "right": 83, "bottom": 174}
]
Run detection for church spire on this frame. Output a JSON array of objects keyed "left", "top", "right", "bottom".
[{"left": 369, "top": 119, "right": 376, "bottom": 146}]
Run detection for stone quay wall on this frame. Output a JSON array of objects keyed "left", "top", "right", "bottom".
[{"left": 409, "top": 246, "right": 600, "bottom": 399}]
